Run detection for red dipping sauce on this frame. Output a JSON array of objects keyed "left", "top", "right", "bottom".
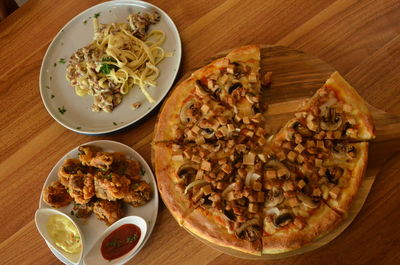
[{"left": 101, "top": 224, "right": 141, "bottom": 261}]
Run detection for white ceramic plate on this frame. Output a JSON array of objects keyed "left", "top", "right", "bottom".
[
  {"left": 39, "top": 0, "right": 182, "bottom": 135},
  {"left": 38, "top": 140, "right": 159, "bottom": 265}
]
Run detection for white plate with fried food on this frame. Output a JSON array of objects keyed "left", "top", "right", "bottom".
[
  {"left": 38, "top": 140, "right": 158, "bottom": 265},
  {"left": 39, "top": 0, "right": 181, "bottom": 135}
]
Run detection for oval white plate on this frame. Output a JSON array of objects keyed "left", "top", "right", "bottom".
[
  {"left": 84, "top": 216, "right": 147, "bottom": 265},
  {"left": 38, "top": 140, "right": 159, "bottom": 265},
  {"left": 39, "top": 0, "right": 182, "bottom": 135}
]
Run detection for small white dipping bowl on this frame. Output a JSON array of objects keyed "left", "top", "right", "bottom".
[
  {"left": 84, "top": 216, "right": 147, "bottom": 265},
  {"left": 35, "top": 208, "right": 84, "bottom": 265}
]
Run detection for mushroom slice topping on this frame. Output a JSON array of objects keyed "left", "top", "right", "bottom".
[
  {"left": 320, "top": 107, "right": 343, "bottom": 131},
  {"left": 325, "top": 167, "right": 343, "bottom": 185},
  {"left": 297, "top": 192, "right": 320, "bottom": 209},
  {"left": 292, "top": 119, "right": 313, "bottom": 137},
  {"left": 273, "top": 211, "right": 294, "bottom": 228},
  {"left": 180, "top": 99, "right": 199, "bottom": 124},
  {"left": 306, "top": 113, "right": 319, "bottom": 132},
  {"left": 177, "top": 163, "right": 198, "bottom": 184},
  {"left": 228, "top": 82, "right": 241, "bottom": 94},
  {"left": 234, "top": 218, "right": 261, "bottom": 242},
  {"left": 200, "top": 128, "right": 215, "bottom": 139},
  {"left": 194, "top": 80, "right": 209, "bottom": 97},
  {"left": 264, "top": 187, "right": 284, "bottom": 208}
]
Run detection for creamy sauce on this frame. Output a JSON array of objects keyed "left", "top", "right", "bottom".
[{"left": 46, "top": 215, "right": 81, "bottom": 254}]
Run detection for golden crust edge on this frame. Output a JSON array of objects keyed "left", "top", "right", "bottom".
[
  {"left": 262, "top": 203, "right": 343, "bottom": 254},
  {"left": 152, "top": 143, "right": 194, "bottom": 225},
  {"left": 182, "top": 208, "right": 262, "bottom": 256}
]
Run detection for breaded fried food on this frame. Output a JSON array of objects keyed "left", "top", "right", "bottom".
[
  {"left": 124, "top": 181, "right": 152, "bottom": 207},
  {"left": 78, "top": 145, "right": 99, "bottom": 166},
  {"left": 111, "top": 154, "right": 142, "bottom": 181},
  {"left": 90, "top": 152, "right": 114, "bottom": 170},
  {"left": 93, "top": 199, "right": 124, "bottom": 225},
  {"left": 94, "top": 172, "right": 131, "bottom": 201},
  {"left": 73, "top": 201, "right": 93, "bottom": 218},
  {"left": 43, "top": 181, "right": 73, "bottom": 208},
  {"left": 58, "top": 158, "right": 86, "bottom": 187},
  {"left": 68, "top": 173, "right": 95, "bottom": 204}
]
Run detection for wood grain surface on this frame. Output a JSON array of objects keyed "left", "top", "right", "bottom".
[{"left": 1, "top": 0, "right": 400, "bottom": 264}]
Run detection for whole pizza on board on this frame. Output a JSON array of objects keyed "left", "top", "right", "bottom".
[{"left": 152, "top": 45, "right": 375, "bottom": 255}]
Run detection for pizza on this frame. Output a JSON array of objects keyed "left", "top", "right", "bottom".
[{"left": 152, "top": 45, "right": 375, "bottom": 255}]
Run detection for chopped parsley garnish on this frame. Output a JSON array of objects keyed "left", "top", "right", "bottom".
[
  {"left": 94, "top": 12, "right": 100, "bottom": 18},
  {"left": 127, "top": 234, "right": 138, "bottom": 243},
  {"left": 76, "top": 126, "right": 81, "bottom": 130},
  {"left": 51, "top": 94, "right": 55, "bottom": 99},
  {"left": 140, "top": 168, "right": 146, "bottom": 176},
  {"left": 70, "top": 210, "right": 74, "bottom": 216},
  {"left": 104, "top": 173, "right": 112, "bottom": 180},
  {"left": 100, "top": 57, "right": 118, "bottom": 74},
  {"left": 83, "top": 20, "right": 87, "bottom": 24},
  {"left": 54, "top": 63, "right": 57, "bottom": 67},
  {"left": 59, "top": 58, "right": 66, "bottom": 64},
  {"left": 113, "top": 122, "right": 118, "bottom": 126},
  {"left": 58, "top": 106, "right": 66, "bottom": 114},
  {"left": 46, "top": 85, "right": 50, "bottom": 89},
  {"left": 107, "top": 240, "right": 121, "bottom": 247}
]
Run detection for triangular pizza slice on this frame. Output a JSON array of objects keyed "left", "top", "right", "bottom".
[{"left": 273, "top": 72, "right": 375, "bottom": 145}]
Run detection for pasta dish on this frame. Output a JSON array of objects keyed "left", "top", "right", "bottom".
[{"left": 66, "top": 11, "right": 168, "bottom": 112}]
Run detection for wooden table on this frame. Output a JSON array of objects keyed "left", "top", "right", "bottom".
[{"left": 1, "top": 0, "right": 400, "bottom": 264}]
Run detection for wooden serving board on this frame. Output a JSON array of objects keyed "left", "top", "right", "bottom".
[{"left": 158, "top": 45, "right": 400, "bottom": 260}]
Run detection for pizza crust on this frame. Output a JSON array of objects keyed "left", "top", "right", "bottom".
[
  {"left": 262, "top": 203, "right": 342, "bottom": 254},
  {"left": 183, "top": 207, "right": 262, "bottom": 256},
  {"left": 152, "top": 143, "right": 194, "bottom": 224},
  {"left": 153, "top": 78, "right": 197, "bottom": 142}
]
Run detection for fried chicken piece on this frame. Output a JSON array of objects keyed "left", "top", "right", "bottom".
[
  {"left": 125, "top": 160, "right": 142, "bottom": 181},
  {"left": 123, "top": 181, "right": 152, "bottom": 207},
  {"left": 111, "top": 154, "right": 142, "bottom": 181},
  {"left": 68, "top": 173, "right": 95, "bottom": 204},
  {"left": 94, "top": 172, "right": 131, "bottom": 201},
  {"left": 58, "top": 158, "right": 87, "bottom": 187},
  {"left": 90, "top": 152, "right": 114, "bottom": 170},
  {"left": 73, "top": 201, "right": 93, "bottom": 218},
  {"left": 43, "top": 181, "right": 73, "bottom": 208},
  {"left": 93, "top": 199, "right": 124, "bottom": 225},
  {"left": 78, "top": 145, "right": 99, "bottom": 166}
]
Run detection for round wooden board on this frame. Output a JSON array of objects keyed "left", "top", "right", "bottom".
[{"left": 153, "top": 45, "right": 384, "bottom": 260}]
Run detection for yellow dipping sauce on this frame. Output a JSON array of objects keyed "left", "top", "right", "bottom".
[{"left": 46, "top": 215, "right": 81, "bottom": 254}]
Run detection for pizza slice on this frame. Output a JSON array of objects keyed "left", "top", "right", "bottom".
[
  {"left": 260, "top": 158, "right": 343, "bottom": 253},
  {"left": 153, "top": 45, "right": 263, "bottom": 143},
  {"left": 272, "top": 71, "right": 375, "bottom": 144},
  {"left": 268, "top": 136, "right": 368, "bottom": 214},
  {"left": 155, "top": 139, "right": 266, "bottom": 255},
  {"left": 300, "top": 140, "right": 368, "bottom": 214}
]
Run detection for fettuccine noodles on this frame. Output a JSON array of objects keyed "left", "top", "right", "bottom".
[{"left": 66, "top": 12, "right": 168, "bottom": 112}]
